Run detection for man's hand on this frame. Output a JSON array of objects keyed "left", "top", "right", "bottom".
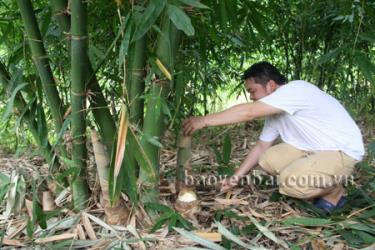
[
  {"left": 182, "top": 116, "right": 207, "bottom": 136},
  {"left": 220, "top": 176, "right": 239, "bottom": 192}
]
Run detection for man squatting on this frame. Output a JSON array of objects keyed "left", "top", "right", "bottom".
[{"left": 182, "top": 62, "right": 364, "bottom": 213}]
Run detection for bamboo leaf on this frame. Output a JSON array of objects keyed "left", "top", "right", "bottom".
[
  {"left": 167, "top": 4, "right": 195, "bottom": 36},
  {"left": 114, "top": 105, "right": 129, "bottom": 178},
  {"left": 169, "top": 214, "right": 177, "bottom": 230},
  {"left": 150, "top": 213, "right": 171, "bottom": 233},
  {"left": 247, "top": 5, "right": 270, "bottom": 40},
  {"left": 34, "top": 233, "right": 76, "bottom": 244},
  {"left": 174, "top": 227, "right": 227, "bottom": 250},
  {"left": 145, "top": 202, "right": 174, "bottom": 213},
  {"left": 338, "top": 229, "right": 363, "bottom": 247},
  {"left": 15, "top": 96, "right": 36, "bottom": 136},
  {"left": 0, "top": 172, "right": 10, "bottom": 185},
  {"left": 281, "top": 217, "right": 332, "bottom": 226},
  {"left": 354, "top": 51, "right": 375, "bottom": 84},
  {"left": 368, "top": 140, "right": 375, "bottom": 156},
  {"left": 0, "top": 184, "right": 9, "bottom": 203},
  {"left": 35, "top": 215, "right": 80, "bottom": 235},
  {"left": 144, "top": 134, "right": 163, "bottom": 148},
  {"left": 175, "top": 213, "right": 193, "bottom": 230},
  {"left": 156, "top": 58, "right": 172, "bottom": 80},
  {"left": 32, "top": 179, "right": 47, "bottom": 229},
  {"left": 4, "top": 171, "right": 26, "bottom": 219},
  {"left": 132, "top": 0, "right": 166, "bottom": 41},
  {"left": 84, "top": 212, "right": 118, "bottom": 232},
  {"left": 290, "top": 245, "right": 303, "bottom": 250},
  {"left": 119, "top": 15, "right": 132, "bottom": 68},
  {"left": 216, "top": 221, "right": 267, "bottom": 250},
  {"left": 53, "top": 116, "right": 71, "bottom": 149},
  {"left": 2, "top": 82, "right": 28, "bottom": 122},
  {"left": 50, "top": 239, "right": 103, "bottom": 248},
  {"left": 316, "top": 48, "right": 342, "bottom": 65},
  {"left": 128, "top": 127, "right": 157, "bottom": 183},
  {"left": 359, "top": 33, "right": 375, "bottom": 43},
  {"left": 176, "top": 0, "right": 210, "bottom": 9},
  {"left": 211, "top": 145, "right": 223, "bottom": 164},
  {"left": 341, "top": 221, "right": 375, "bottom": 234},
  {"left": 249, "top": 217, "right": 288, "bottom": 248},
  {"left": 160, "top": 98, "right": 172, "bottom": 119},
  {"left": 26, "top": 217, "right": 34, "bottom": 238},
  {"left": 357, "top": 231, "right": 375, "bottom": 245}
]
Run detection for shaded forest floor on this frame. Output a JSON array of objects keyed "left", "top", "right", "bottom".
[{"left": 0, "top": 123, "right": 374, "bottom": 249}]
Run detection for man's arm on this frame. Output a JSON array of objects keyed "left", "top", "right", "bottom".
[
  {"left": 221, "top": 139, "right": 274, "bottom": 192},
  {"left": 183, "top": 101, "right": 282, "bottom": 136}
]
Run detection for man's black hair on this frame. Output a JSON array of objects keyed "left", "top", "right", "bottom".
[{"left": 242, "top": 62, "right": 287, "bottom": 86}]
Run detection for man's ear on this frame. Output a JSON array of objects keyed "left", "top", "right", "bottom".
[
  {"left": 267, "top": 80, "right": 278, "bottom": 92},
  {"left": 267, "top": 80, "right": 278, "bottom": 93}
]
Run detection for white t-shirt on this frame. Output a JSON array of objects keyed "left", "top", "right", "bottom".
[{"left": 259, "top": 80, "right": 364, "bottom": 161}]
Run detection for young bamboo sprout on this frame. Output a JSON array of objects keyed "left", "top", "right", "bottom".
[
  {"left": 175, "top": 187, "right": 200, "bottom": 218},
  {"left": 91, "top": 129, "right": 129, "bottom": 225}
]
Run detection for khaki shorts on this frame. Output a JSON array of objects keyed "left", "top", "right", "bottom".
[{"left": 258, "top": 143, "right": 358, "bottom": 199}]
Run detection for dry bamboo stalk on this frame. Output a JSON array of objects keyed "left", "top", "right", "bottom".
[
  {"left": 42, "top": 191, "right": 56, "bottom": 211},
  {"left": 81, "top": 213, "right": 97, "bottom": 240},
  {"left": 34, "top": 233, "right": 76, "bottom": 244}
]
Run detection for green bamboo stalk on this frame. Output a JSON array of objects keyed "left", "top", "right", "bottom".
[
  {"left": 16, "top": 0, "right": 65, "bottom": 133},
  {"left": 124, "top": 36, "right": 147, "bottom": 181},
  {"left": 50, "top": 0, "right": 70, "bottom": 33},
  {"left": 176, "top": 134, "right": 192, "bottom": 193},
  {"left": 0, "top": 62, "right": 57, "bottom": 168},
  {"left": 139, "top": 17, "right": 181, "bottom": 203},
  {"left": 70, "top": 0, "right": 89, "bottom": 210},
  {"left": 128, "top": 36, "right": 147, "bottom": 127},
  {"left": 50, "top": 0, "right": 116, "bottom": 153}
]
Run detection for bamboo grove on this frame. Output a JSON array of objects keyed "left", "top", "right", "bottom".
[{"left": 0, "top": 0, "right": 374, "bottom": 219}]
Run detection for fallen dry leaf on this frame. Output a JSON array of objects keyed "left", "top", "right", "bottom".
[
  {"left": 194, "top": 231, "right": 222, "bottom": 242},
  {"left": 34, "top": 233, "right": 76, "bottom": 244},
  {"left": 214, "top": 198, "right": 248, "bottom": 206},
  {"left": 2, "top": 238, "right": 26, "bottom": 247}
]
